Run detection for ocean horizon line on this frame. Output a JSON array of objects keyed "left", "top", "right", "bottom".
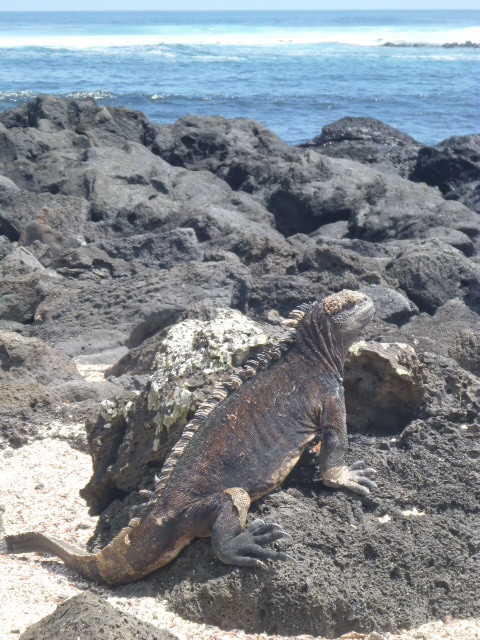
[{"left": 0, "top": 8, "right": 479, "bottom": 11}]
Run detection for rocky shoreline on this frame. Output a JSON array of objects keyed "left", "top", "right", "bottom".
[{"left": 0, "top": 96, "right": 479, "bottom": 638}]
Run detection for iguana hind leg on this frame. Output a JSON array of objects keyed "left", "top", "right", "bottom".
[{"left": 211, "top": 488, "right": 292, "bottom": 570}]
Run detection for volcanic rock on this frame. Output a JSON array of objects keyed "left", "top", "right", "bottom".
[
  {"left": 299, "top": 116, "right": 423, "bottom": 178},
  {"left": 19, "top": 593, "right": 177, "bottom": 640},
  {"left": 411, "top": 133, "right": 480, "bottom": 212},
  {"left": 385, "top": 240, "right": 480, "bottom": 313},
  {"left": 153, "top": 114, "right": 478, "bottom": 249},
  {"left": 0, "top": 96, "right": 479, "bottom": 637}
]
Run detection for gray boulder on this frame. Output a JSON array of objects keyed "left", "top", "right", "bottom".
[
  {"left": 359, "top": 284, "right": 417, "bottom": 325},
  {"left": 152, "top": 113, "right": 295, "bottom": 185},
  {"left": 0, "top": 247, "right": 64, "bottom": 324},
  {"left": 98, "top": 228, "right": 204, "bottom": 270},
  {"left": 19, "top": 593, "right": 177, "bottom": 640},
  {"left": 385, "top": 240, "right": 480, "bottom": 313},
  {"left": 0, "top": 94, "right": 159, "bottom": 151},
  {"left": 411, "top": 133, "right": 480, "bottom": 212},
  {"left": 152, "top": 114, "right": 478, "bottom": 250},
  {"left": 0, "top": 182, "right": 91, "bottom": 246},
  {"left": 0, "top": 329, "right": 122, "bottom": 448},
  {"left": 299, "top": 116, "right": 423, "bottom": 178},
  {"left": 387, "top": 298, "right": 480, "bottom": 376}
]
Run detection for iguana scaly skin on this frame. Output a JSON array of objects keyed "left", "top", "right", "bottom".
[{"left": 1, "top": 290, "right": 376, "bottom": 584}]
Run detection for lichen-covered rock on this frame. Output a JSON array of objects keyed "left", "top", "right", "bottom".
[
  {"left": 82, "top": 307, "right": 270, "bottom": 515},
  {"left": 19, "top": 593, "right": 177, "bottom": 640}
]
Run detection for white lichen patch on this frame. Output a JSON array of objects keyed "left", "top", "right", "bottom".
[
  {"left": 401, "top": 507, "right": 426, "bottom": 517},
  {"left": 377, "top": 514, "right": 392, "bottom": 524},
  {"left": 147, "top": 308, "right": 269, "bottom": 429},
  {"left": 74, "top": 362, "right": 111, "bottom": 382}
]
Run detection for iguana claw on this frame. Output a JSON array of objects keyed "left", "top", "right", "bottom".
[
  {"left": 322, "top": 460, "right": 378, "bottom": 496},
  {"left": 214, "top": 519, "right": 293, "bottom": 569}
]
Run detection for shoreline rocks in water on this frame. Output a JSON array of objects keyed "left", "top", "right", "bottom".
[
  {"left": 382, "top": 40, "right": 480, "bottom": 48},
  {"left": 0, "top": 96, "right": 479, "bottom": 638}
]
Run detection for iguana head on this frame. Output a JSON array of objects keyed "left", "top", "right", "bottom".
[
  {"left": 323, "top": 290, "right": 374, "bottom": 347},
  {"left": 291, "top": 290, "right": 374, "bottom": 373}
]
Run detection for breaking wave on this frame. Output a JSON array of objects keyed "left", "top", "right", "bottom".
[{"left": 0, "top": 26, "right": 478, "bottom": 50}]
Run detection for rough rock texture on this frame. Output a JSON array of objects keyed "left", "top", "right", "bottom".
[
  {"left": 344, "top": 341, "right": 424, "bottom": 434},
  {"left": 19, "top": 593, "right": 177, "bottom": 640},
  {"left": 1, "top": 96, "right": 479, "bottom": 637},
  {"left": 385, "top": 240, "right": 479, "bottom": 314},
  {"left": 32, "top": 253, "right": 252, "bottom": 356},
  {"left": 382, "top": 298, "right": 480, "bottom": 375},
  {"left": 411, "top": 134, "right": 480, "bottom": 212},
  {"left": 299, "top": 116, "right": 423, "bottom": 178},
  {"left": 0, "top": 329, "right": 121, "bottom": 448},
  {"left": 152, "top": 114, "right": 295, "bottom": 183},
  {"left": 152, "top": 114, "right": 478, "bottom": 248},
  {"left": 358, "top": 285, "right": 417, "bottom": 325},
  {"left": 0, "top": 97, "right": 477, "bottom": 362}
]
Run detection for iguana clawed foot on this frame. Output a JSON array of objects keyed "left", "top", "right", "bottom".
[
  {"left": 322, "top": 460, "right": 377, "bottom": 496},
  {"left": 214, "top": 519, "right": 293, "bottom": 570}
]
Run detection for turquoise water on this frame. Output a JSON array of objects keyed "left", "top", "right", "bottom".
[{"left": 0, "top": 11, "right": 478, "bottom": 144}]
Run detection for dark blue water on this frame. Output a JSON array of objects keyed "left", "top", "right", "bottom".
[{"left": 0, "top": 11, "right": 478, "bottom": 144}]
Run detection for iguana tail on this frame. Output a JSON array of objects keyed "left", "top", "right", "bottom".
[
  {"left": 1, "top": 514, "right": 192, "bottom": 585},
  {"left": 1, "top": 531, "right": 104, "bottom": 581},
  {"left": 0, "top": 520, "right": 157, "bottom": 585}
]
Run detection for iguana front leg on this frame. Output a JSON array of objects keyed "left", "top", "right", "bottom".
[
  {"left": 210, "top": 488, "right": 292, "bottom": 569},
  {"left": 319, "top": 391, "right": 377, "bottom": 496}
]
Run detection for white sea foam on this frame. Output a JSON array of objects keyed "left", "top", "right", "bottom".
[{"left": 0, "top": 25, "right": 478, "bottom": 49}]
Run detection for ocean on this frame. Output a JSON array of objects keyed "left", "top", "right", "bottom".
[{"left": 0, "top": 10, "right": 478, "bottom": 145}]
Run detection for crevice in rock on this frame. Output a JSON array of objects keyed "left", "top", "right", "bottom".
[{"left": 0, "top": 217, "right": 20, "bottom": 242}]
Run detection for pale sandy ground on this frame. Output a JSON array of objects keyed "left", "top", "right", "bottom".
[{"left": 0, "top": 433, "right": 478, "bottom": 640}]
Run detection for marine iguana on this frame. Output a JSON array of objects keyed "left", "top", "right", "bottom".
[{"left": 1, "top": 290, "right": 377, "bottom": 585}]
